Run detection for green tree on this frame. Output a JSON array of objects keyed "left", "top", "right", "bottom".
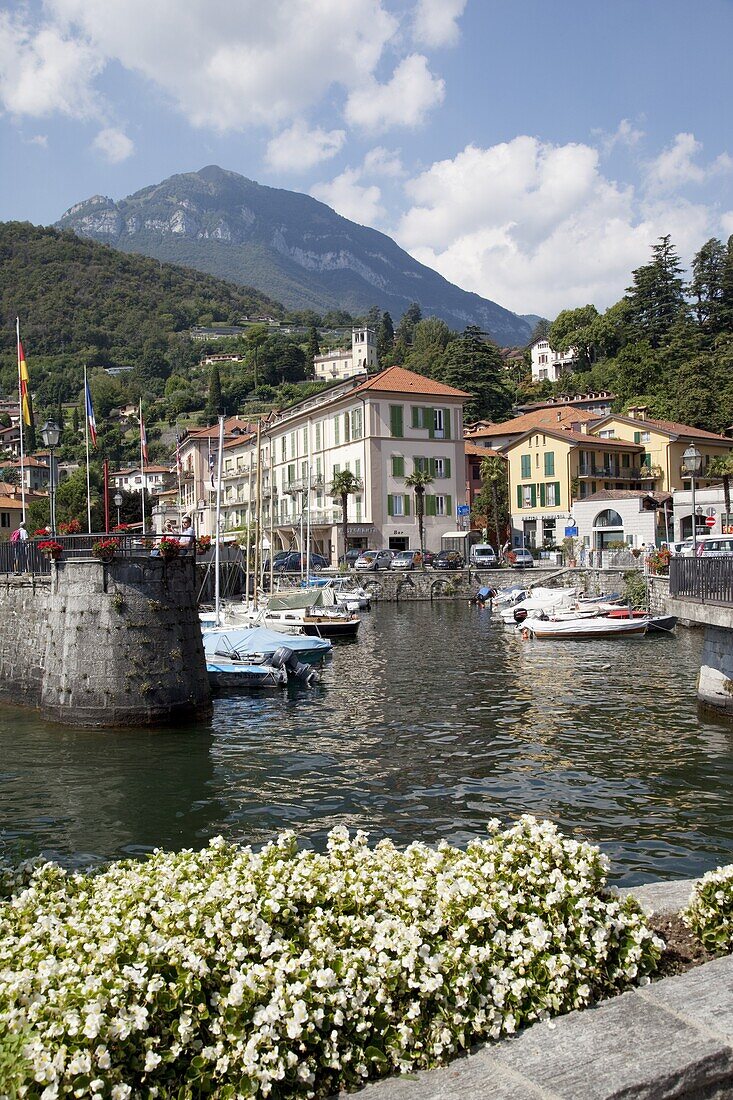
[
  {"left": 405, "top": 468, "right": 434, "bottom": 558},
  {"left": 689, "top": 237, "right": 727, "bottom": 331},
  {"left": 434, "top": 326, "right": 512, "bottom": 423},
  {"left": 395, "top": 302, "right": 422, "bottom": 346},
  {"left": 709, "top": 454, "right": 733, "bottom": 521},
  {"left": 625, "top": 234, "right": 687, "bottom": 347},
  {"left": 330, "top": 469, "right": 362, "bottom": 563},
  {"left": 206, "top": 363, "right": 223, "bottom": 417},
  {"left": 471, "top": 455, "right": 509, "bottom": 553},
  {"left": 405, "top": 317, "right": 453, "bottom": 377},
  {"left": 717, "top": 235, "right": 733, "bottom": 334},
  {"left": 548, "top": 304, "right": 600, "bottom": 369},
  {"left": 306, "top": 325, "right": 321, "bottom": 371},
  {"left": 377, "top": 311, "right": 395, "bottom": 365}
]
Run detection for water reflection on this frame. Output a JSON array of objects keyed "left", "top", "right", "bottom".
[{"left": 1, "top": 603, "right": 732, "bottom": 885}]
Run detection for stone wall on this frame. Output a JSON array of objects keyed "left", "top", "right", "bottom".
[
  {"left": 0, "top": 557, "right": 211, "bottom": 727},
  {"left": 698, "top": 625, "right": 733, "bottom": 717},
  {"left": 357, "top": 566, "right": 635, "bottom": 602}
]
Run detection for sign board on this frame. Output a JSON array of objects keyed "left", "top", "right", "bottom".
[
  {"left": 564, "top": 526, "right": 578, "bottom": 537},
  {"left": 456, "top": 504, "right": 470, "bottom": 517},
  {"left": 705, "top": 516, "right": 716, "bottom": 529}
]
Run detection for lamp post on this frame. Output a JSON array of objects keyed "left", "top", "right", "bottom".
[
  {"left": 682, "top": 443, "right": 703, "bottom": 556},
  {"left": 40, "top": 418, "right": 61, "bottom": 536},
  {"left": 113, "top": 492, "right": 123, "bottom": 527}
]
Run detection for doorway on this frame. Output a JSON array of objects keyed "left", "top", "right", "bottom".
[{"left": 389, "top": 536, "right": 409, "bottom": 551}]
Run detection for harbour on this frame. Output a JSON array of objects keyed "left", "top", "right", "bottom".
[{"left": 2, "top": 600, "right": 732, "bottom": 887}]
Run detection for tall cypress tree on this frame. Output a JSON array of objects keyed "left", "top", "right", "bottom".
[
  {"left": 377, "top": 311, "right": 395, "bottom": 365},
  {"left": 306, "top": 325, "right": 321, "bottom": 370},
  {"left": 207, "top": 363, "right": 223, "bottom": 417}
]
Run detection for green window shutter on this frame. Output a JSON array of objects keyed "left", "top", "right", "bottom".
[
  {"left": 521, "top": 454, "right": 531, "bottom": 478},
  {"left": 426, "top": 494, "right": 436, "bottom": 516},
  {"left": 390, "top": 405, "right": 404, "bottom": 438},
  {"left": 517, "top": 485, "right": 522, "bottom": 509},
  {"left": 414, "top": 456, "right": 424, "bottom": 473},
  {"left": 445, "top": 457, "right": 451, "bottom": 478},
  {"left": 411, "top": 406, "right": 420, "bottom": 429},
  {"left": 428, "top": 457, "right": 436, "bottom": 476},
  {"left": 427, "top": 408, "right": 435, "bottom": 439},
  {"left": 446, "top": 494, "right": 452, "bottom": 516},
  {"left": 404, "top": 494, "right": 410, "bottom": 516},
  {"left": 544, "top": 451, "right": 555, "bottom": 476},
  {"left": 334, "top": 417, "right": 340, "bottom": 445},
  {"left": 554, "top": 480, "right": 561, "bottom": 505},
  {"left": 530, "top": 484, "right": 537, "bottom": 508},
  {"left": 392, "top": 456, "right": 405, "bottom": 477},
  {"left": 539, "top": 483, "right": 546, "bottom": 506},
  {"left": 387, "top": 494, "right": 394, "bottom": 516},
  {"left": 634, "top": 431, "right": 641, "bottom": 444},
  {"left": 443, "top": 408, "right": 452, "bottom": 439}
]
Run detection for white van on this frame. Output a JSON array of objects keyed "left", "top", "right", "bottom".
[
  {"left": 470, "top": 543, "right": 499, "bottom": 568},
  {"left": 682, "top": 535, "right": 733, "bottom": 557}
]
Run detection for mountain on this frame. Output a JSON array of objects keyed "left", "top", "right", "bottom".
[{"left": 56, "top": 165, "right": 533, "bottom": 346}]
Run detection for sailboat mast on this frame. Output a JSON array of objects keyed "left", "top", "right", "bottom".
[
  {"left": 254, "top": 419, "right": 263, "bottom": 604},
  {"left": 214, "top": 415, "right": 224, "bottom": 627}
]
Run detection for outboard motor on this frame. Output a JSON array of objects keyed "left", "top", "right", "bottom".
[
  {"left": 513, "top": 607, "right": 528, "bottom": 624},
  {"left": 270, "top": 646, "right": 320, "bottom": 687}
]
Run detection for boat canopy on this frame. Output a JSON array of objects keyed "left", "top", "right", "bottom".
[
  {"left": 269, "top": 587, "right": 336, "bottom": 611},
  {"left": 202, "top": 626, "right": 331, "bottom": 657}
]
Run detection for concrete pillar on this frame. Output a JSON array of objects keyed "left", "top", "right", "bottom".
[
  {"left": 698, "top": 625, "right": 733, "bottom": 720},
  {"left": 40, "top": 557, "right": 211, "bottom": 727}
]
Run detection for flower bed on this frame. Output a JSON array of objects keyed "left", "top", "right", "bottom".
[
  {"left": 683, "top": 865, "right": 733, "bottom": 953},
  {"left": 0, "top": 818, "right": 663, "bottom": 1098}
]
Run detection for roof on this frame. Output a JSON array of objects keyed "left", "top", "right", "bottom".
[
  {"left": 578, "top": 490, "right": 673, "bottom": 503},
  {"left": 0, "top": 495, "right": 24, "bottom": 510},
  {"left": 10, "top": 457, "right": 49, "bottom": 469},
  {"left": 351, "top": 365, "right": 471, "bottom": 399},
  {"left": 185, "top": 417, "right": 256, "bottom": 441},
  {"left": 501, "top": 425, "right": 644, "bottom": 451},
  {"left": 592, "top": 414, "right": 733, "bottom": 443},
  {"left": 465, "top": 442, "right": 502, "bottom": 459},
  {"left": 465, "top": 406, "right": 599, "bottom": 439},
  {"left": 111, "top": 466, "right": 171, "bottom": 476}
]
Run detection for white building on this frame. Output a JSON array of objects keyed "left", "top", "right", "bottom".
[
  {"left": 110, "top": 465, "right": 175, "bottom": 496},
  {"left": 314, "top": 327, "right": 377, "bottom": 382},
  {"left": 531, "top": 339, "right": 576, "bottom": 383},
  {"left": 174, "top": 367, "right": 469, "bottom": 562},
  {"left": 572, "top": 490, "right": 673, "bottom": 551},
  {"left": 672, "top": 483, "right": 733, "bottom": 540}
]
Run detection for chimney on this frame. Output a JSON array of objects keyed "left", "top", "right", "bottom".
[{"left": 556, "top": 411, "right": 562, "bottom": 421}]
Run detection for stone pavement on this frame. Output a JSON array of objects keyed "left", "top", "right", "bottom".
[{"left": 352, "top": 875, "right": 733, "bottom": 1100}]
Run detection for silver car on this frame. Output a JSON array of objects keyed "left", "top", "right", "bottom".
[{"left": 354, "top": 549, "right": 394, "bottom": 571}]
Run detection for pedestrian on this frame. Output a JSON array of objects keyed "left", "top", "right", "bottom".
[
  {"left": 11, "top": 520, "right": 28, "bottom": 572},
  {"left": 179, "top": 514, "right": 195, "bottom": 555}
]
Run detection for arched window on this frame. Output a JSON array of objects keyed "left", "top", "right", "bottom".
[{"left": 593, "top": 509, "right": 623, "bottom": 528}]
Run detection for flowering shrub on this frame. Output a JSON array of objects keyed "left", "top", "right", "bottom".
[
  {"left": 647, "top": 547, "right": 671, "bottom": 575},
  {"left": 158, "top": 536, "right": 181, "bottom": 557},
  {"left": 0, "top": 819, "right": 663, "bottom": 1099},
  {"left": 682, "top": 865, "right": 733, "bottom": 953},
  {"left": 37, "top": 540, "right": 63, "bottom": 558},
  {"left": 112, "top": 524, "right": 130, "bottom": 533},
  {"left": 92, "top": 538, "right": 121, "bottom": 560},
  {"left": 197, "top": 535, "right": 212, "bottom": 554},
  {"left": 58, "top": 519, "right": 82, "bottom": 535}
]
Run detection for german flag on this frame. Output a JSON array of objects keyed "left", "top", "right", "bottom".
[{"left": 17, "top": 333, "right": 31, "bottom": 427}]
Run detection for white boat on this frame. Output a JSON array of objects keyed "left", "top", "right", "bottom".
[
  {"left": 203, "top": 627, "right": 325, "bottom": 688},
  {"left": 202, "top": 625, "right": 332, "bottom": 664},
  {"left": 245, "top": 588, "right": 361, "bottom": 638},
  {"left": 499, "top": 586, "right": 581, "bottom": 625},
  {"left": 527, "top": 616, "right": 649, "bottom": 639}
]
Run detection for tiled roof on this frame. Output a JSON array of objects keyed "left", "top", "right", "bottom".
[
  {"left": 186, "top": 417, "right": 255, "bottom": 440},
  {"left": 466, "top": 407, "right": 599, "bottom": 438},
  {"left": 501, "top": 426, "right": 644, "bottom": 451},
  {"left": 579, "top": 489, "right": 673, "bottom": 502},
  {"left": 352, "top": 366, "right": 471, "bottom": 398},
  {"left": 592, "top": 414, "right": 733, "bottom": 443},
  {"left": 465, "top": 442, "right": 502, "bottom": 458},
  {"left": 0, "top": 495, "right": 24, "bottom": 509}
]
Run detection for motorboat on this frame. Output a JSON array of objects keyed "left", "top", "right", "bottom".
[
  {"left": 300, "top": 577, "right": 371, "bottom": 611},
  {"left": 499, "top": 586, "right": 581, "bottom": 625},
  {"left": 253, "top": 588, "right": 361, "bottom": 639},
  {"left": 202, "top": 624, "right": 332, "bottom": 665},
  {"left": 527, "top": 616, "right": 649, "bottom": 639},
  {"left": 203, "top": 629, "right": 325, "bottom": 689},
  {"left": 605, "top": 608, "right": 678, "bottom": 633}
]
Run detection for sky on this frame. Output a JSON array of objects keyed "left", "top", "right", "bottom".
[{"left": 2, "top": 0, "right": 733, "bottom": 319}]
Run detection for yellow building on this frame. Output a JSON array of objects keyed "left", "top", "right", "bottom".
[
  {"left": 501, "top": 426, "right": 644, "bottom": 548},
  {"left": 588, "top": 407, "right": 733, "bottom": 492}
]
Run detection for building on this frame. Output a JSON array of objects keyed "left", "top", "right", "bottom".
[
  {"left": 515, "top": 392, "right": 616, "bottom": 417},
  {"left": 672, "top": 483, "right": 733, "bottom": 540},
  {"left": 313, "top": 327, "right": 377, "bottom": 382},
  {"left": 530, "top": 338, "right": 576, "bottom": 382},
  {"left": 191, "top": 326, "right": 248, "bottom": 341},
  {"left": 0, "top": 423, "right": 21, "bottom": 458},
  {"left": 110, "top": 466, "right": 176, "bottom": 496},
  {"left": 501, "top": 425, "right": 644, "bottom": 548},
  {"left": 174, "top": 367, "right": 470, "bottom": 561},
  {"left": 0, "top": 494, "right": 25, "bottom": 536},
  {"left": 573, "top": 490, "right": 673, "bottom": 552},
  {"left": 587, "top": 407, "right": 733, "bottom": 492},
  {"left": 8, "top": 456, "right": 51, "bottom": 492},
  {"left": 464, "top": 406, "right": 600, "bottom": 451}
]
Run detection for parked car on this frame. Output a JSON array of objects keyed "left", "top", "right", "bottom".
[
  {"left": 508, "top": 547, "right": 534, "bottom": 568},
  {"left": 354, "top": 549, "right": 394, "bottom": 571},
  {"left": 422, "top": 550, "right": 435, "bottom": 567},
  {"left": 432, "top": 550, "right": 464, "bottom": 570},
  {"left": 339, "top": 548, "right": 363, "bottom": 567},
  {"left": 273, "top": 552, "right": 328, "bottom": 572},
  {"left": 682, "top": 535, "right": 733, "bottom": 557},
  {"left": 668, "top": 540, "right": 691, "bottom": 557},
  {"left": 391, "top": 549, "right": 424, "bottom": 571},
  {"left": 469, "top": 543, "right": 499, "bottom": 568}
]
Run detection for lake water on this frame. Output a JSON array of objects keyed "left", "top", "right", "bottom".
[{"left": 1, "top": 602, "right": 732, "bottom": 886}]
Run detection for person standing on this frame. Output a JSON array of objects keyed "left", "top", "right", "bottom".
[
  {"left": 179, "top": 514, "right": 196, "bottom": 555},
  {"left": 11, "top": 521, "right": 28, "bottom": 572}
]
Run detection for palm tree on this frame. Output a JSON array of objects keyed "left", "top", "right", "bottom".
[
  {"left": 330, "top": 469, "right": 362, "bottom": 564},
  {"left": 709, "top": 454, "right": 733, "bottom": 523},
  {"left": 405, "top": 469, "right": 434, "bottom": 561}
]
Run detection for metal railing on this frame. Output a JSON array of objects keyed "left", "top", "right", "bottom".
[
  {"left": 578, "top": 464, "right": 642, "bottom": 479},
  {"left": 0, "top": 532, "right": 198, "bottom": 577},
  {"left": 670, "top": 557, "right": 733, "bottom": 605}
]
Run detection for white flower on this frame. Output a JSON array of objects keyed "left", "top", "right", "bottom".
[{"left": 144, "top": 1050, "right": 161, "bottom": 1072}]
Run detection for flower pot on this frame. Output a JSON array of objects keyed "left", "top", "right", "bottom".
[
  {"left": 161, "top": 550, "right": 178, "bottom": 563},
  {"left": 97, "top": 551, "right": 115, "bottom": 564}
]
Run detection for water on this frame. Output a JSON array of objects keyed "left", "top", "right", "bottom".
[{"left": 1, "top": 603, "right": 732, "bottom": 886}]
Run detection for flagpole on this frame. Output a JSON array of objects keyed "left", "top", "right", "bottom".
[
  {"left": 16, "top": 318, "right": 27, "bottom": 525},
  {"left": 214, "top": 415, "right": 224, "bottom": 627},
  {"left": 83, "top": 365, "right": 92, "bottom": 534},
  {"left": 139, "top": 399, "right": 146, "bottom": 535}
]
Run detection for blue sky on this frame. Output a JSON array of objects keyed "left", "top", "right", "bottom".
[{"left": 1, "top": 0, "right": 733, "bottom": 317}]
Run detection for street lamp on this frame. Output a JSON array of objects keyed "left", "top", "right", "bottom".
[
  {"left": 113, "top": 492, "right": 123, "bottom": 527},
  {"left": 682, "top": 443, "right": 703, "bottom": 555},
  {"left": 40, "top": 418, "right": 61, "bottom": 535}
]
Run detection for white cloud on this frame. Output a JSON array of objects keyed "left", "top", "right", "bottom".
[
  {"left": 361, "top": 145, "right": 405, "bottom": 178},
  {"left": 644, "top": 131, "right": 733, "bottom": 192},
  {"left": 397, "top": 135, "right": 719, "bottom": 316},
  {"left": 595, "top": 117, "right": 645, "bottom": 155},
  {"left": 27, "top": 134, "right": 48, "bottom": 147},
  {"left": 412, "top": 0, "right": 467, "bottom": 48},
  {"left": 0, "top": 10, "right": 102, "bottom": 119},
  {"left": 45, "top": 0, "right": 400, "bottom": 131},
  {"left": 310, "top": 168, "right": 384, "bottom": 225},
  {"left": 92, "top": 127, "right": 134, "bottom": 163},
  {"left": 721, "top": 212, "right": 733, "bottom": 238},
  {"left": 265, "top": 120, "right": 345, "bottom": 173},
  {"left": 345, "top": 53, "right": 444, "bottom": 131}
]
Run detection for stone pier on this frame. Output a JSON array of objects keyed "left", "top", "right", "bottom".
[{"left": 0, "top": 556, "right": 211, "bottom": 727}]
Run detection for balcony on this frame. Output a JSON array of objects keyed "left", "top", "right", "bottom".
[{"left": 578, "top": 463, "right": 642, "bottom": 480}]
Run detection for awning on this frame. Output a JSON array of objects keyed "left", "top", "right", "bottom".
[{"left": 441, "top": 530, "right": 469, "bottom": 538}]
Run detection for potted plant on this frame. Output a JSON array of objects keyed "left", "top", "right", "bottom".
[
  {"left": 38, "top": 539, "right": 63, "bottom": 561},
  {"left": 196, "top": 535, "right": 212, "bottom": 555},
  {"left": 58, "top": 519, "right": 82, "bottom": 535},
  {"left": 158, "top": 536, "right": 181, "bottom": 561},
  {"left": 92, "top": 537, "right": 120, "bottom": 563}
]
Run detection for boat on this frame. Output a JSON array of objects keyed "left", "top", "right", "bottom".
[
  {"left": 300, "top": 577, "right": 372, "bottom": 611},
  {"left": 250, "top": 588, "right": 361, "bottom": 638},
  {"left": 202, "top": 625, "right": 332, "bottom": 665},
  {"left": 606, "top": 608, "right": 678, "bottom": 633},
  {"left": 499, "top": 586, "right": 581, "bottom": 625},
  {"left": 527, "top": 616, "right": 649, "bottom": 639},
  {"left": 203, "top": 629, "right": 324, "bottom": 689}
]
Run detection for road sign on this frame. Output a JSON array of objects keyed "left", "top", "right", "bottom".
[
  {"left": 564, "top": 526, "right": 578, "bottom": 537},
  {"left": 705, "top": 516, "right": 716, "bottom": 529},
  {"left": 456, "top": 504, "right": 470, "bottom": 516}
]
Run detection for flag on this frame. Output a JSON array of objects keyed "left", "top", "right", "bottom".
[
  {"left": 17, "top": 335, "right": 31, "bottom": 427},
  {"left": 175, "top": 433, "right": 183, "bottom": 478},
  {"left": 140, "top": 402, "right": 148, "bottom": 463},
  {"left": 85, "top": 377, "right": 97, "bottom": 448}
]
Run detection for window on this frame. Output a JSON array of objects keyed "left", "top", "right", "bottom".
[
  {"left": 392, "top": 456, "right": 404, "bottom": 476},
  {"left": 434, "top": 409, "right": 445, "bottom": 439},
  {"left": 287, "top": 464, "right": 295, "bottom": 486},
  {"left": 413, "top": 456, "right": 428, "bottom": 473},
  {"left": 302, "top": 428, "right": 308, "bottom": 454},
  {"left": 598, "top": 429, "right": 615, "bottom": 439},
  {"left": 333, "top": 463, "right": 340, "bottom": 476},
  {"left": 389, "top": 405, "right": 404, "bottom": 438},
  {"left": 344, "top": 413, "right": 351, "bottom": 442},
  {"left": 0, "top": 513, "right": 9, "bottom": 528},
  {"left": 352, "top": 407, "right": 363, "bottom": 439},
  {"left": 434, "top": 495, "right": 446, "bottom": 516},
  {"left": 433, "top": 457, "right": 451, "bottom": 478},
  {"left": 315, "top": 421, "right": 321, "bottom": 451},
  {"left": 544, "top": 452, "right": 555, "bottom": 476},
  {"left": 290, "top": 432, "right": 296, "bottom": 457},
  {"left": 334, "top": 416, "right": 340, "bottom": 445},
  {"left": 355, "top": 459, "right": 361, "bottom": 479},
  {"left": 355, "top": 496, "right": 362, "bottom": 522},
  {"left": 387, "top": 494, "right": 409, "bottom": 516},
  {"left": 546, "top": 483, "right": 558, "bottom": 507},
  {"left": 281, "top": 437, "right": 287, "bottom": 461},
  {"left": 521, "top": 454, "right": 531, "bottom": 478}
]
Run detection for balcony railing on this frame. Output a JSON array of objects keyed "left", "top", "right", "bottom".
[
  {"left": 284, "top": 474, "right": 325, "bottom": 494},
  {"left": 578, "top": 464, "right": 642, "bottom": 479},
  {"left": 0, "top": 532, "right": 198, "bottom": 578}
]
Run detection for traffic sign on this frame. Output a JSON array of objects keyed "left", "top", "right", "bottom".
[
  {"left": 705, "top": 516, "right": 716, "bottom": 529},
  {"left": 456, "top": 504, "right": 470, "bottom": 516},
  {"left": 564, "top": 526, "right": 578, "bottom": 537}
]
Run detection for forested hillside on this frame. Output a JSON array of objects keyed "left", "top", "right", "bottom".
[{"left": 541, "top": 235, "right": 733, "bottom": 433}]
